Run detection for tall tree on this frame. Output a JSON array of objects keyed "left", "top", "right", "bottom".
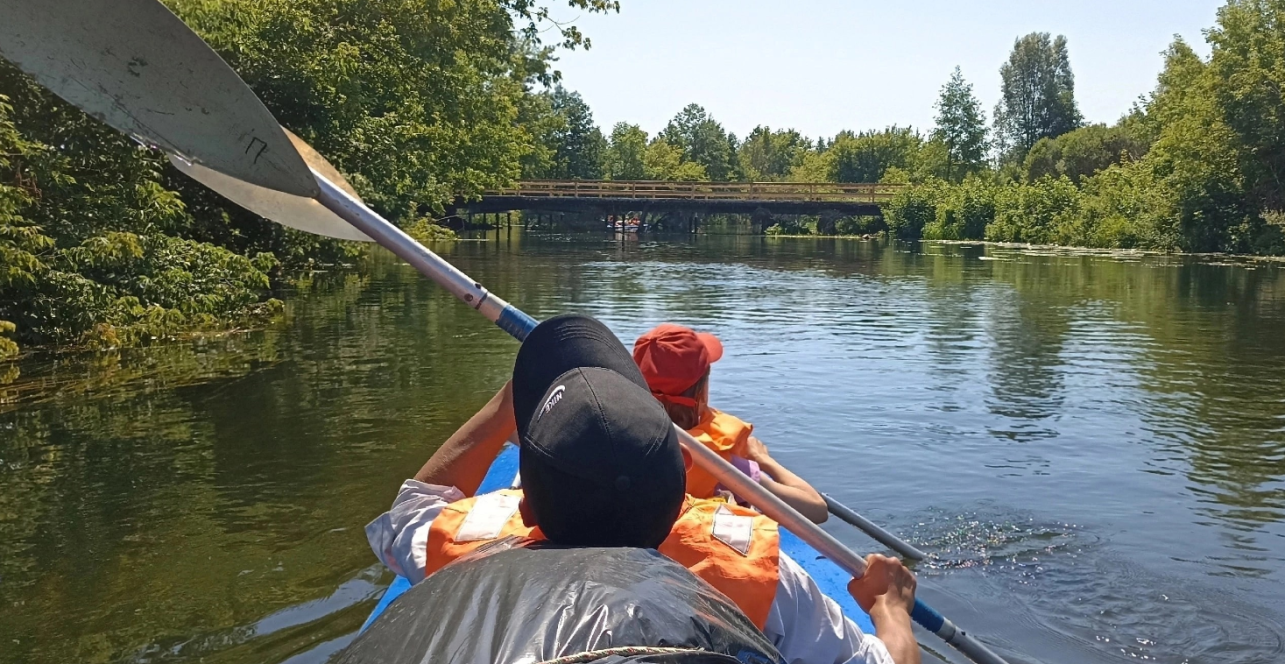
[
  {"left": 604, "top": 122, "right": 648, "bottom": 180},
  {"left": 932, "top": 67, "right": 989, "bottom": 182},
  {"left": 537, "top": 85, "right": 606, "bottom": 179},
  {"left": 994, "top": 33, "right": 1082, "bottom": 161},
  {"left": 1207, "top": 0, "right": 1285, "bottom": 210},
  {"left": 738, "top": 126, "right": 810, "bottom": 181},
  {"left": 661, "top": 104, "right": 736, "bottom": 180}
]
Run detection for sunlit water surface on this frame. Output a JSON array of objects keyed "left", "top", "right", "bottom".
[{"left": 3, "top": 234, "right": 1285, "bottom": 664}]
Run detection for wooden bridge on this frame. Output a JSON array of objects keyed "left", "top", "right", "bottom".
[{"left": 463, "top": 180, "right": 900, "bottom": 216}]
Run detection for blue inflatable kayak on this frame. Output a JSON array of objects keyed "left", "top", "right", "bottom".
[{"left": 362, "top": 444, "right": 876, "bottom": 634}]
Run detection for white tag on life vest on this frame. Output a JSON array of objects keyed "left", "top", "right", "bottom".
[
  {"left": 711, "top": 504, "right": 754, "bottom": 556},
  {"left": 455, "top": 493, "right": 521, "bottom": 543}
]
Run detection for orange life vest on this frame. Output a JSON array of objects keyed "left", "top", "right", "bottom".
[
  {"left": 423, "top": 489, "right": 781, "bottom": 628},
  {"left": 685, "top": 408, "right": 755, "bottom": 499}
]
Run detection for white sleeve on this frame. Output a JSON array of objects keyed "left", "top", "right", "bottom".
[
  {"left": 762, "top": 552, "right": 895, "bottom": 664},
  {"left": 364, "top": 480, "right": 464, "bottom": 585}
]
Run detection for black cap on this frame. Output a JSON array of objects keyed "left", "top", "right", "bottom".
[{"left": 513, "top": 314, "right": 685, "bottom": 548}]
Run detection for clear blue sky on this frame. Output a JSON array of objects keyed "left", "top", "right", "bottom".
[{"left": 549, "top": 0, "right": 1223, "bottom": 140}]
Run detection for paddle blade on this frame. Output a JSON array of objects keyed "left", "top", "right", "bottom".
[
  {"left": 0, "top": 0, "right": 317, "bottom": 198},
  {"left": 284, "top": 129, "right": 361, "bottom": 200},
  {"left": 170, "top": 154, "right": 372, "bottom": 243}
]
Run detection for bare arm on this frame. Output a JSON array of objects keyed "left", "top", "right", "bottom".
[
  {"left": 744, "top": 436, "right": 829, "bottom": 523},
  {"left": 849, "top": 554, "right": 922, "bottom": 664},
  {"left": 413, "top": 381, "right": 516, "bottom": 496}
]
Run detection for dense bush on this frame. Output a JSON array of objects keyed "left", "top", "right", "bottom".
[
  {"left": 0, "top": 0, "right": 616, "bottom": 356},
  {"left": 923, "top": 178, "right": 996, "bottom": 240},
  {"left": 885, "top": 180, "right": 945, "bottom": 240},
  {"left": 985, "top": 177, "right": 1081, "bottom": 245},
  {"left": 835, "top": 216, "right": 886, "bottom": 235},
  {"left": 1022, "top": 123, "right": 1150, "bottom": 183},
  {"left": 764, "top": 218, "right": 812, "bottom": 236}
]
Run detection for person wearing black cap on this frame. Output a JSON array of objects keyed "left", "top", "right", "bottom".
[{"left": 365, "top": 314, "right": 920, "bottom": 664}]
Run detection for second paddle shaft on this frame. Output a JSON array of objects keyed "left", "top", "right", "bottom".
[
  {"left": 825, "top": 494, "right": 928, "bottom": 561},
  {"left": 682, "top": 436, "right": 1009, "bottom": 664},
  {"left": 313, "top": 174, "right": 1011, "bottom": 664}
]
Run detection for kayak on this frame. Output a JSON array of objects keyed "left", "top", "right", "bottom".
[{"left": 361, "top": 444, "right": 876, "bottom": 635}]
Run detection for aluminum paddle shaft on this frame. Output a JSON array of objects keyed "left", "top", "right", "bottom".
[
  {"left": 313, "top": 174, "right": 537, "bottom": 339},
  {"left": 824, "top": 494, "right": 928, "bottom": 561},
  {"left": 311, "top": 173, "right": 1012, "bottom": 664},
  {"left": 683, "top": 437, "right": 1010, "bottom": 664}
]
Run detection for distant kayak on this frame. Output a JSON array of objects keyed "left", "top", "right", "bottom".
[{"left": 361, "top": 444, "right": 875, "bottom": 634}]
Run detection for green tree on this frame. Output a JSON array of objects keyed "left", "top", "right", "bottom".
[
  {"left": 604, "top": 122, "right": 649, "bottom": 180},
  {"left": 994, "top": 33, "right": 1083, "bottom": 161},
  {"left": 529, "top": 85, "right": 606, "bottom": 179},
  {"left": 787, "top": 150, "right": 833, "bottom": 182},
  {"left": 1207, "top": 0, "right": 1285, "bottom": 211},
  {"left": 738, "top": 126, "right": 810, "bottom": 181},
  {"left": 1022, "top": 123, "right": 1150, "bottom": 183},
  {"left": 0, "top": 0, "right": 624, "bottom": 354},
  {"left": 168, "top": 0, "right": 612, "bottom": 216},
  {"left": 644, "top": 138, "right": 708, "bottom": 181},
  {"left": 932, "top": 67, "right": 989, "bottom": 182},
  {"left": 828, "top": 127, "right": 924, "bottom": 183},
  {"left": 0, "top": 69, "right": 281, "bottom": 351},
  {"left": 661, "top": 104, "right": 736, "bottom": 180}
]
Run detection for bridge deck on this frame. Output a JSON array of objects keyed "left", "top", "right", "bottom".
[{"left": 485, "top": 180, "right": 900, "bottom": 203}]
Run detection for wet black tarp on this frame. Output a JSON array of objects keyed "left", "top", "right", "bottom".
[{"left": 337, "top": 543, "right": 783, "bottom": 664}]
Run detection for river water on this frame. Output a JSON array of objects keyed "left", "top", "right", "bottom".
[{"left": 2, "top": 233, "right": 1284, "bottom": 664}]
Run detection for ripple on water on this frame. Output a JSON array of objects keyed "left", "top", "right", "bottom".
[
  {"left": 907, "top": 509, "right": 1285, "bottom": 664},
  {"left": 125, "top": 566, "right": 387, "bottom": 664}
]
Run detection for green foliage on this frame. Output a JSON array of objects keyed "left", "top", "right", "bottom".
[
  {"left": 835, "top": 216, "right": 885, "bottom": 236},
  {"left": 406, "top": 219, "right": 460, "bottom": 242},
  {"left": 644, "top": 139, "right": 709, "bottom": 181},
  {"left": 891, "top": 4, "right": 1285, "bottom": 256},
  {"left": 525, "top": 85, "right": 606, "bottom": 179},
  {"left": 933, "top": 67, "right": 989, "bottom": 182},
  {"left": 1206, "top": 0, "right": 1285, "bottom": 210},
  {"left": 764, "top": 218, "right": 812, "bottom": 235},
  {"left": 604, "top": 123, "right": 649, "bottom": 180},
  {"left": 0, "top": 320, "right": 17, "bottom": 359},
  {"left": 0, "top": 69, "right": 283, "bottom": 351},
  {"left": 1068, "top": 163, "right": 1174, "bottom": 249},
  {"left": 1023, "top": 123, "right": 1150, "bottom": 183},
  {"left": 885, "top": 179, "right": 946, "bottom": 239},
  {"left": 827, "top": 127, "right": 925, "bottom": 183},
  {"left": 786, "top": 150, "right": 834, "bottom": 183},
  {"left": 0, "top": 0, "right": 621, "bottom": 355},
  {"left": 985, "top": 177, "right": 1082, "bottom": 244},
  {"left": 661, "top": 104, "right": 738, "bottom": 181},
  {"left": 504, "top": 0, "right": 621, "bottom": 55},
  {"left": 738, "top": 126, "right": 810, "bottom": 181},
  {"left": 994, "top": 33, "right": 1082, "bottom": 160},
  {"left": 167, "top": 0, "right": 537, "bottom": 218},
  {"left": 923, "top": 178, "right": 997, "bottom": 240}
]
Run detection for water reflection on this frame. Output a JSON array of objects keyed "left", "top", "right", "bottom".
[{"left": 2, "top": 233, "right": 1285, "bottom": 664}]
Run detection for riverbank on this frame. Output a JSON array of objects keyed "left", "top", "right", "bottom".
[{"left": 760, "top": 231, "right": 1285, "bottom": 263}]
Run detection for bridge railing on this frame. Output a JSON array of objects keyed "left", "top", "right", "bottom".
[{"left": 487, "top": 180, "right": 902, "bottom": 203}]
